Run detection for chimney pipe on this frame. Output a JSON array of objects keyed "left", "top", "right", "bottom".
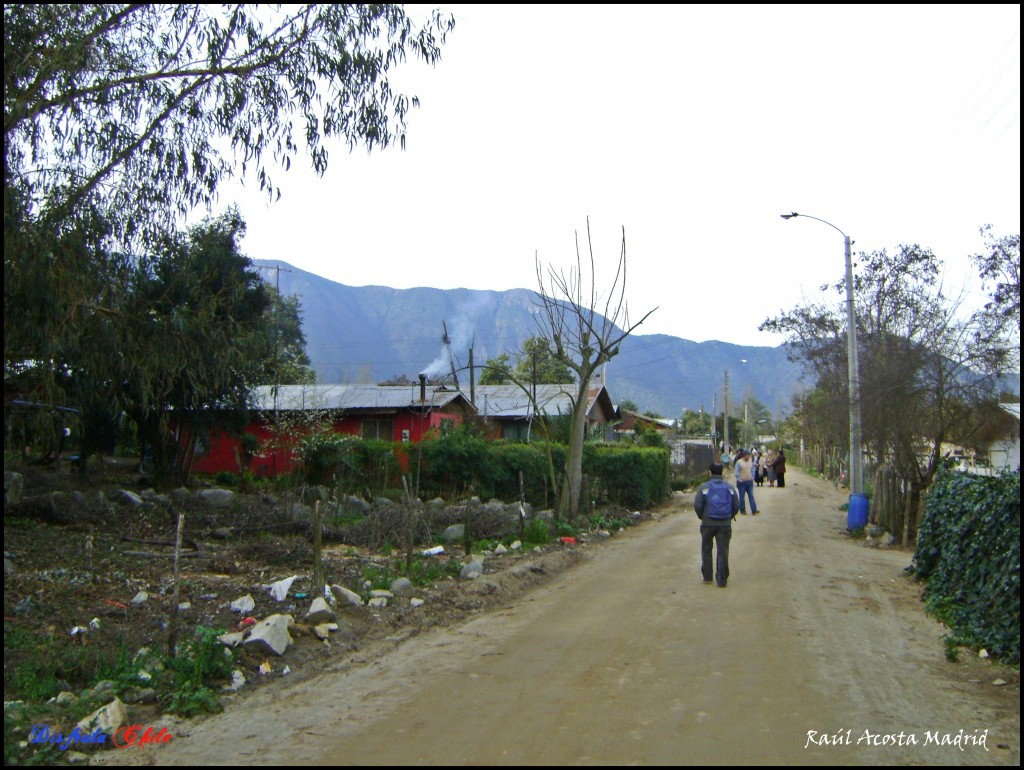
[{"left": 419, "top": 373, "right": 426, "bottom": 402}]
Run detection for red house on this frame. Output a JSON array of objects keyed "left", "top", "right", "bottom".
[{"left": 191, "top": 381, "right": 475, "bottom": 476}]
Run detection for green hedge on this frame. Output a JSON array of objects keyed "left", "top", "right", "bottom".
[
  {"left": 911, "top": 466, "right": 1020, "bottom": 664},
  {"left": 297, "top": 429, "right": 670, "bottom": 511},
  {"left": 584, "top": 444, "right": 671, "bottom": 509}
]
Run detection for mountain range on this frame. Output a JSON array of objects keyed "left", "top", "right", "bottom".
[{"left": 253, "top": 259, "right": 808, "bottom": 419}]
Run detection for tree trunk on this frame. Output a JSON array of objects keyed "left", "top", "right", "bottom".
[{"left": 559, "top": 382, "right": 590, "bottom": 520}]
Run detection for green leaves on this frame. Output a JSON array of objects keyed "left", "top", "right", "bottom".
[
  {"left": 912, "top": 467, "right": 1020, "bottom": 663},
  {"left": 5, "top": 4, "right": 456, "bottom": 251}
]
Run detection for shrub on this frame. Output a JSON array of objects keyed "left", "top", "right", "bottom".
[
  {"left": 911, "top": 467, "right": 1019, "bottom": 663},
  {"left": 523, "top": 517, "right": 550, "bottom": 545},
  {"left": 167, "top": 626, "right": 236, "bottom": 717}
]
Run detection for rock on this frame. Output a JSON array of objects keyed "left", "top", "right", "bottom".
[
  {"left": 4, "top": 558, "right": 14, "bottom": 579},
  {"left": 177, "top": 602, "right": 191, "bottom": 611},
  {"left": 368, "top": 597, "right": 388, "bottom": 608},
  {"left": 197, "top": 488, "right": 235, "bottom": 508},
  {"left": 113, "top": 489, "right": 144, "bottom": 506},
  {"left": 441, "top": 524, "right": 465, "bottom": 543},
  {"left": 218, "top": 631, "right": 245, "bottom": 648},
  {"left": 330, "top": 584, "right": 364, "bottom": 608},
  {"left": 4, "top": 471, "right": 25, "bottom": 505},
  {"left": 494, "top": 544, "right": 508, "bottom": 555},
  {"left": 344, "top": 495, "right": 370, "bottom": 513},
  {"left": 170, "top": 486, "right": 192, "bottom": 503},
  {"left": 76, "top": 697, "right": 129, "bottom": 735},
  {"left": 230, "top": 594, "right": 256, "bottom": 613},
  {"left": 225, "top": 670, "right": 246, "bottom": 691},
  {"left": 212, "top": 527, "right": 234, "bottom": 540},
  {"left": 130, "top": 591, "right": 148, "bottom": 605},
  {"left": 460, "top": 559, "right": 484, "bottom": 579},
  {"left": 369, "top": 589, "right": 394, "bottom": 599},
  {"left": 410, "top": 598, "right": 425, "bottom": 607},
  {"left": 243, "top": 614, "right": 294, "bottom": 656},
  {"left": 992, "top": 678, "right": 1007, "bottom": 686},
  {"left": 510, "top": 540, "right": 522, "bottom": 551},
  {"left": 120, "top": 686, "right": 158, "bottom": 705},
  {"left": 141, "top": 491, "right": 171, "bottom": 508},
  {"left": 389, "top": 577, "right": 414, "bottom": 597},
  {"left": 89, "top": 680, "right": 116, "bottom": 698},
  {"left": 93, "top": 491, "right": 115, "bottom": 516},
  {"left": 55, "top": 691, "right": 78, "bottom": 706},
  {"left": 303, "top": 596, "right": 335, "bottom": 624}
]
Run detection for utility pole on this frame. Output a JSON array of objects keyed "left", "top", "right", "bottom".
[
  {"left": 723, "top": 369, "right": 730, "bottom": 456},
  {"left": 255, "top": 263, "right": 292, "bottom": 476}
]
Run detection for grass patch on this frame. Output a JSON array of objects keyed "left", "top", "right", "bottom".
[
  {"left": 4, "top": 624, "right": 130, "bottom": 703},
  {"left": 523, "top": 517, "right": 551, "bottom": 546}
]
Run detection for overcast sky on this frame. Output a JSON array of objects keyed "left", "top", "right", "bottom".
[{"left": 220, "top": 3, "right": 1020, "bottom": 348}]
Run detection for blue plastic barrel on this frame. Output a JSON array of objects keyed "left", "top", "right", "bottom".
[{"left": 847, "top": 493, "right": 869, "bottom": 530}]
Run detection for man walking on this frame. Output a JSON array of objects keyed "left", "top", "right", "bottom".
[
  {"left": 694, "top": 462, "right": 740, "bottom": 587},
  {"left": 735, "top": 448, "right": 759, "bottom": 515}
]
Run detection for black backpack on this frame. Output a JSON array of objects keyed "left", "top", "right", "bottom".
[{"left": 703, "top": 479, "right": 734, "bottom": 520}]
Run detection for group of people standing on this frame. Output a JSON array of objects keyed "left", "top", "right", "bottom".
[
  {"left": 694, "top": 446, "right": 788, "bottom": 588},
  {"left": 717, "top": 447, "right": 786, "bottom": 488},
  {"left": 751, "top": 447, "right": 786, "bottom": 488}
]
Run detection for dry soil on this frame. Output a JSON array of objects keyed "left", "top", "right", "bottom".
[{"left": 90, "top": 467, "right": 1019, "bottom": 766}]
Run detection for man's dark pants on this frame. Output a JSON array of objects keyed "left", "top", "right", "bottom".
[{"left": 700, "top": 523, "right": 732, "bottom": 587}]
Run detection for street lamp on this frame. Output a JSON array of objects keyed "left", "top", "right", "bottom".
[
  {"left": 722, "top": 368, "right": 730, "bottom": 456},
  {"left": 780, "top": 212, "right": 864, "bottom": 504}
]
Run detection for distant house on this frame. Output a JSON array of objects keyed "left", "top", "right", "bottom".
[
  {"left": 462, "top": 383, "right": 617, "bottom": 442},
  {"left": 616, "top": 409, "right": 674, "bottom": 436},
  {"left": 987, "top": 402, "right": 1021, "bottom": 471},
  {"left": 190, "top": 380, "right": 622, "bottom": 477},
  {"left": 191, "top": 381, "right": 474, "bottom": 476}
]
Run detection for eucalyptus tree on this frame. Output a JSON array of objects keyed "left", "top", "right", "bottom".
[
  {"left": 4, "top": 5, "right": 454, "bottom": 362},
  {"left": 4, "top": 4, "right": 455, "bottom": 249},
  {"left": 4, "top": 4, "right": 453, "bottom": 471}
]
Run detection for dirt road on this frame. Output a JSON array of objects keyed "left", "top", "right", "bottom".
[{"left": 97, "top": 468, "right": 1018, "bottom": 766}]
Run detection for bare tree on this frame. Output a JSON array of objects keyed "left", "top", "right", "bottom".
[{"left": 534, "top": 220, "right": 656, "bottom": 519}]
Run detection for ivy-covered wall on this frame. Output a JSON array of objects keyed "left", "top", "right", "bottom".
[{"left": 911, "top": 466, "right": 1020, "bottom": 664}]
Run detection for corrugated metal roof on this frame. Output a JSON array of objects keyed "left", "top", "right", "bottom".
[
  {"left": 473, "top": 384, "right": 594, "bottom": 419},
  {"left": 251, "top": 382, "right": 610, "bottom": 420},
  {"left": 252, "top": 384, "right": 465, "bottom": 411}
]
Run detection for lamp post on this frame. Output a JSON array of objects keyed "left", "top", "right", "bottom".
[
  {"left": 722, "top": 369, "right": 730, "bottom": 457},
  {"left": 780, "top": 212, "right": 864, "bottom": 499}
]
